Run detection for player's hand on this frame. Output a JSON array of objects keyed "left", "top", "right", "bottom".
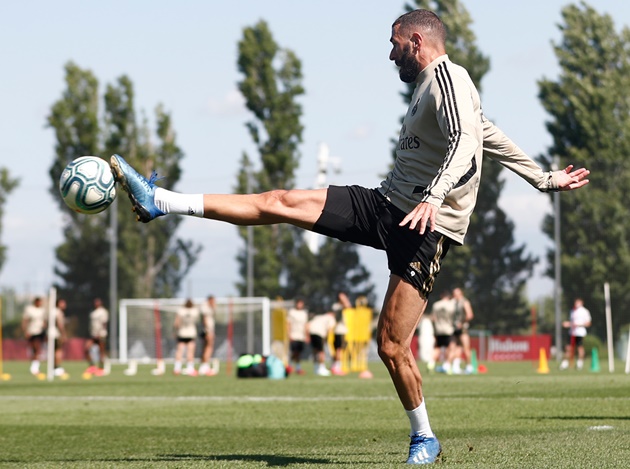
[
  {"left": 400, "top": 202, "right": 438, "bottom": 234},
  {"left": 555, "top": 165, "right": 590, "bottom": 191}
]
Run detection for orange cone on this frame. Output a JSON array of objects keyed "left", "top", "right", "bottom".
[{"left": 537, "top": 348, "right": 550, "bottom": 374}]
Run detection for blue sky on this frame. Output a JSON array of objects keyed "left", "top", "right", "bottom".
[{"left": 1, "top": 1, "right": 629, "bottom": 308}]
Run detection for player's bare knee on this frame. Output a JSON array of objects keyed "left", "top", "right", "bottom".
[{"left": 258, "top": 189, "right": 291, "bottom": 214}]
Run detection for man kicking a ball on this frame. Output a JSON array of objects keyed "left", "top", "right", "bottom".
[{"left": 111, "top": 9, "right": 589, "bottom": 465}]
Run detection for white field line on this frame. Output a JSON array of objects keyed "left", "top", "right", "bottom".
[{"left": 0, "top": 395, "right": 629, "bottom": 402}]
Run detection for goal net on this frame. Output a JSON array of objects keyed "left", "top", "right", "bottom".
[{"left": 118, "top": 297, "right": 274, "bottom": 364}]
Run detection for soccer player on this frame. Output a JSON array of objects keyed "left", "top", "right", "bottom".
[
  {"left": 307, "top": 311, "right": 336, "bottom": 376},
  {"left": 286, "top": 298, "right": 309, "bottom": 375},
  {"left": 21, "top": 297, "right": 46, "bottom": 375},
  {"left": 84, "top": 298, "right": 109, "bottom": 375},
  {"left": 110, "top": 9, "right": 589, "bottom": 464},
  {"left": 452, "top": 288, "right": 474, "bottom": 374},
  {"left": 331, "top": 292, "right": 352, "bottom": 376},
  {"left": 560, "top": 298, "right": 592, "bottom": 371},
  {"left": 173, "top": 299, "right": 200, "bottom": 376},
  {"left": 51, "top": 299, "right": 68, "bottom": 377},
  {"left": 198, "top": 295, "right": 217, "bottom": 376},
  {"left": 428, "top": 290, "right": 456, "bottom": 374}
]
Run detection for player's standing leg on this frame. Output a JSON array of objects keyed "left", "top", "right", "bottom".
[{"left": 377, "top": 276, "right": 441, "bottom": 464}]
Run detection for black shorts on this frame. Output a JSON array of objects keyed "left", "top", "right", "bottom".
[
  {"left": 290, "top": 340, "right": 305, "bottom": 355},
  {"left": 568, "top": 335, "right": 585, "bottom": 347},
  {"left": 177, "top": 337, "right": 194, "bottom": 344},
  {"left": 333, "top": 334, "right": 345, "bottom": 351},
  {"left": 310, "top": 335, "right": 325, "bottom": 353},
  {"left": 312, "top": 185, "right": 451, "bottom": 298},
  {"left": 28, "top": 333, "right": 46, "bottom": 342},
  {"left": 435, "top": 335, "right": 453, "bottom": 348}
]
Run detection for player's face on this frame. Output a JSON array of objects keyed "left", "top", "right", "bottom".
[{"left": 389, "top": 26, "right": 421, "bottom": 83}]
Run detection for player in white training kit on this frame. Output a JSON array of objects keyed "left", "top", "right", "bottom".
[
  {"left": 85, "top": 298, "right": 109, "bottom": 375},
  {"left": 111, "top": 9, "right": 590, "bottom": 465},
  {"left": 286, "top": 298, "right": 309, "bottom": 375},
  {"left": 307, "top": 311, "right": 336, "bottom": 376},
  {"left": 198, "top": 295, "right": 217, "bottom": 376},
  {"left": 173, "top": 299, "right": 200, "bottom": 376},
  {"left": 560, "top": 298, "right": 592, "bottom": 370},
  {"left": 22, "top": 297, "right": 46, "bottom": 375}
]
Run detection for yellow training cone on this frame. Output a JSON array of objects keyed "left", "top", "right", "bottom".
[{"left": 537, "top": 348, "right": 550, "bottom": 374}]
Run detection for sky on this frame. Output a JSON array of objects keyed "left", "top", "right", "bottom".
[{"left": 1, "top": 1, "right": 629, "bottom": 310}]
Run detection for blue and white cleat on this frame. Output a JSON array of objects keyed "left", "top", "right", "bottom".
[
  {"left": 110, "top": 154, "right": 165, "bottom": 223},
  {"left": 406, "top": 433, "right": 442, "bottom": 465}
]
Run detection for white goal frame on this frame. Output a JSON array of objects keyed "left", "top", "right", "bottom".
[{"left": 118, "top": 296, "right": 272, "bottom": 363}]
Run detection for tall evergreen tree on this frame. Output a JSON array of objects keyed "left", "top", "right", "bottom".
[
  {"left": 48, "top": 62, "right": 200, "bottom": 328},
  {"left": 396, "top": 0, "right": 535, "bottom": 332},
  {"left": 0, "top": 168, "right": 20, "bottom": 274},
  {"left": 538, "top": 2, "right": 630, "bottom": 337},
  {"left": 235, "top": 21, "right": 373, "bottom": 307}
]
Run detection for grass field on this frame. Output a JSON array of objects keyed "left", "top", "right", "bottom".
[{"left": 0, "top": 359, "right": 628, "bottom": 468}]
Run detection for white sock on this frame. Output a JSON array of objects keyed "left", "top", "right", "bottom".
[
  {"left": 453, "top": 358, "right": 461, "bottom": 370},
  {"left": 406, "top": 400, "right": 434, "bottom": 438},
  {"left": 154, "top": 188, "right": 204, "bottom": 217},
  {"left": 199, "top": 362, "right": 209, "bottom": 373},
  {"left": 30, "top": 360, "right": 40, "bottom": 373},
  {"left": 174, "top": 361, "right": 182, "bottom": 372}
]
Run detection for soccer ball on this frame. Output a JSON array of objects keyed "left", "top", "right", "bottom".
[{"left": 59, "top": 156, "right": 117, "bottom": 214}]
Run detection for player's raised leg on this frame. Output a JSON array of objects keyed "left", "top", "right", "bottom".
[
  {"left": 110, "top": 154, "right": 327, "bottom": 229},
  {"left": 377, "top": 275, "right": 442, "bottom": 465}
]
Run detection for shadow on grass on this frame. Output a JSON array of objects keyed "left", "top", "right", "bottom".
[
  {"left": 157, "top": 454, "right": 336, "bottom": 466},
  {"left": 521, "top": 416, "right": 630, "bottom": 421},
  {"left": 0, "top": 454, "right": 342, "bottom": 466}
]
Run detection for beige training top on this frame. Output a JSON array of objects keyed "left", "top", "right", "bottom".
[{"left": 380, "top": 55, "right": 559, "bottom": 245}]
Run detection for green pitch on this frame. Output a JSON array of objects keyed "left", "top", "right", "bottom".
[{"left": 0, "top": 360, "right": 628, "bottom": 468}]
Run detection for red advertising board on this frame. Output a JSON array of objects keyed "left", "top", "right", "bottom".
[{"left": 480, "top": 334, "right": 551, "bottom": 361}]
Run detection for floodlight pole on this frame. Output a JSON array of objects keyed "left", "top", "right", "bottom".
[
  {"left": 246, "top": 165, "right": 254, "bottom": 353},
  {"left": 109, "top": 197, "right": 118, "bottom": 359},
  {"left": 553, "top": 157, "right": 563, "bottom": 361}
]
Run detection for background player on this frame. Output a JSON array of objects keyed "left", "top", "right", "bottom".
[
  {"left": 198, "top": 295, "right": 217, "bottom": 376},
  {"left": 173, "top": 299, "right": 200, "bottom": 376},
  {"left": 84, "top": 297, "right": 109, "bottom": 375},
  {"left": 21, "top": 297, "right": 46, "bottom": 376},
  {"left": 286, "top": 298, "right": 309, "bottom": 375}
]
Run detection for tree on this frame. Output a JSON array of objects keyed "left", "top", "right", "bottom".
[
  {"left": 397, "top": 0, "right": 535, "bottom": 332},
  {"left": 48, "top": 62, "right": 200, "bottom": 328},
  {"left": 235, "top": 21, "right": 374, "bottom": 308},
  {"left": 538, "top": 2, "right": 630, "bottom": 338},
  {"left": 0, "top": 168, "right": 19, "bottom": 274}
]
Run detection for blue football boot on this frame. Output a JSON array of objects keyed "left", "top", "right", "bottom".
[
  {"left": 406, "top": 433, "right": 442, "bottom": 465},
  {"left": 110, "top": 154, "right": 165, "bottom": 223}
]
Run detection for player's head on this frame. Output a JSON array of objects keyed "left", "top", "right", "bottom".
[
  {"left": 33, "top": 297, "right": 42, "bottom": 307},
  {"left": 452, "top": 288, "right": 463, "bottom": 299},
  {"left": 56, "top": 298, "right": 67, "bottom": 309},
  {"left": 440, "top": 290, "right": 451, "bottom": 299},
  {"left": 295, "top": 298, "right": 305, "bottom": 309},
  {"left": 574, "top": 298, "right": 583, "bottom": 308},
  {"left": 390, "top": 9, "right": 447, "bottom": 83},
  {"left": 93, "top": 297, "right": 103, "bottom": 308},
  {"left": 184, "top": 299, "right": 194, "bottom": 308}
]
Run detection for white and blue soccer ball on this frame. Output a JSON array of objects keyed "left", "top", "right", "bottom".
[{"left": 59, "top": 156, "right": 117, "bottom": 214}]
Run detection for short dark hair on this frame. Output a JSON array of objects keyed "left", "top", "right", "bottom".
[{"left": 393, "top": 9, "right": 446, "bottom": 46}]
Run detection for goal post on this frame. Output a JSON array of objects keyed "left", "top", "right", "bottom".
[{"left": 118, "top": 297, "right": 271, "bottom": 365}]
